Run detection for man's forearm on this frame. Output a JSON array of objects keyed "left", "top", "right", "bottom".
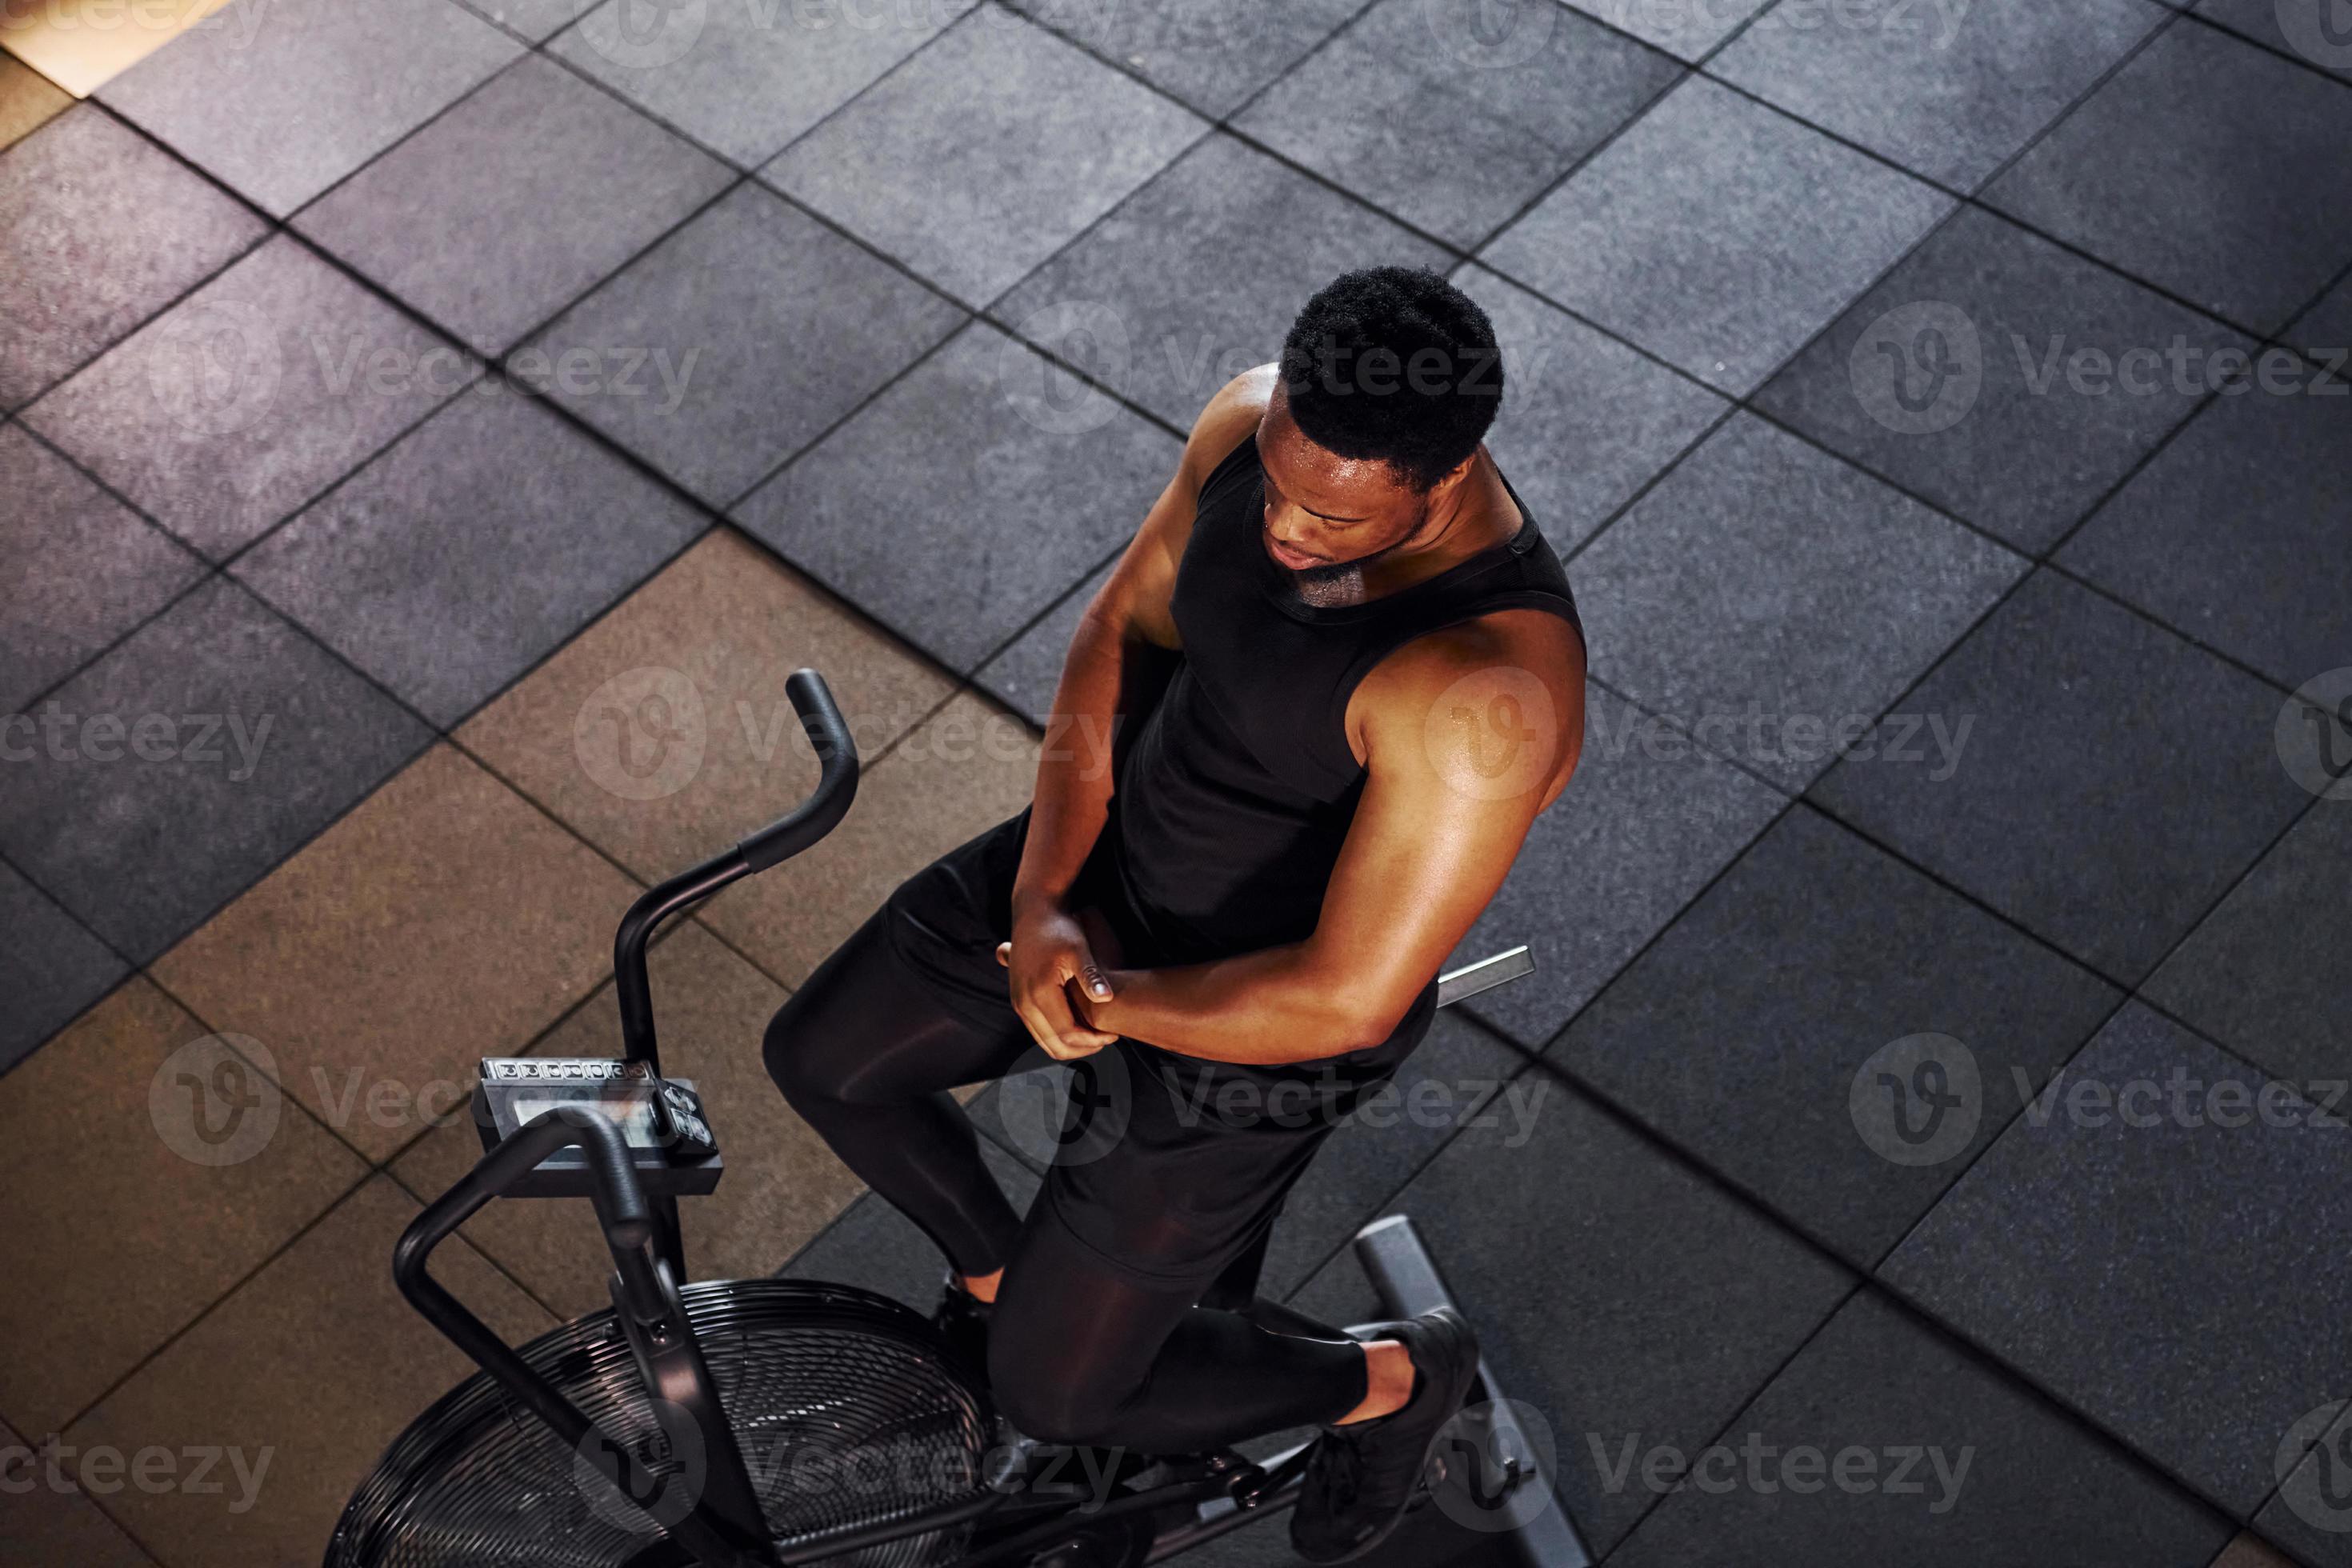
[
  {"left": 1012, "top": 609, "right": 1130, "bottom": 917},
  {"left": 1085, "top": 946, "right": 1400, "bottom": 1066}
]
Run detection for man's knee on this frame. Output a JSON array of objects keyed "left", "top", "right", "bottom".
[{"left": 761, "top": 1002, "right": 835, "bottom": 1107}]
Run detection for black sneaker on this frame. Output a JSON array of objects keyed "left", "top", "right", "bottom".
[
  {"left": 930, "top": 1270, "right": 994, "bottom": 1391},
  {"left": 1288, "top": 1307, "right": 1481, "bottom": 1564}
]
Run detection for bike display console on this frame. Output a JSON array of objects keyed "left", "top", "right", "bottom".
[{"left": 473, "top": 1057, "right": 722, "bottom": 1198}]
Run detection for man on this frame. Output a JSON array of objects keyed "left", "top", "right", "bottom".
[{"left": 766, "top": 266, "right": 1586, "bottom": 1562}]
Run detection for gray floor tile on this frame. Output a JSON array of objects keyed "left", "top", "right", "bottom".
[
  {"left": 736, "top": 323, "right": 1170, "bottom": 674},
  {"left": 1285, "top": 1078, "right": 1855, "bottom": 1556},
  {"left": 0, "top": 862, "right": 129, "bottom": 1076},
  {"left": 1982, "top": 21, "right": 2352, "bottom": 334},
  {"left": 21, "top": 235, "right": 471, "bottom": 559},
  {"left": 2198, "top": 0, "right": 2352, "bottom": 76},
  {"left": 1553, "top": 807, "right": 2121, "bottom": 1266},
  {"left": 2058, "top": 389, "right": 2352, "bottom": 691},
  {"left": 1881, "top": 1004, "right": 2352, "bottom": 1514},
  {"left": 98, "top": 0, "right": 521, "bottom": 218},
  {"left": 1482, "top": 77, "right": 1950, "bottom": 394},
  {"left": 453, "top": 0, "right": 596, "bottom": 40},
  {"left": 1572, "top": 414, "right": 2023, "bottom": 791},
  {"left": 779, "top": 1134, "right": 1042, "bottom": 1305},
  {"left": 0, "top": 425, "right": 204, "bottom": 712},
  {"left": 0, "top": 106, "right": 266, "bottom": 410},
  {"left": 1451, "top": 263, "right": 1729, "bottom": 555},
  {"left": 2258, "top": 1402, "right": 2352, "bottom": 1568},
  {"left": 1610, "top": 1291, "right": 2230, "bottom": 1568},
  {"left": 1810, "top": 570, "right": 2311, "bottom": 984},
  {"left": 1004, "top": 0, "right": 1361, "bottom": 118},
  {"left": 763, "top": 11, "right": 1203, "bottom": 306},
  {"left": 1558, "top": 0, "right": 1773, "bottom": 60},
  {"left": 1755, "top": 205, "right": 2247, "bottom": 554},
  {"left": 232, "top": 390, "right": 705, "bottom": 726},
  {"left": 2290, "top": 273, "right": 2352, "bottom": 358},
  {"left": 1713, "top": 0, "right": 2166, "bottom": 190},
  {"left": 1233, "top": 0, "right": 1680, "bottom": 248},
  {"left": 973, "top": 560, "right": 1111, "bottom": 727},
  {"left": 1450, "top": 684, "right": 1789, "bottom": 1048},
  {"left": 0, "top": 578, "right": 430, "bottom": 962},
  {"left": 294, "top": 54, "right": 732, "bottom": 356},
  {"left": 995, "top": 134, "right": 1452, "bottom": 427},
  {"left": 552, "top": 0, "right": 974, "bottom": 166},
  {"left": 2145, "top": 806, "right": 2352, "bottom": 1089},
  {"left": 518, "top": 183, "right": 965, "bottom": 506}
]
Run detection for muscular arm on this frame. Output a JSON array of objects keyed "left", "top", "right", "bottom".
[{"left": 1078, "top": 611, "right": 1586, "bottom": 1065}]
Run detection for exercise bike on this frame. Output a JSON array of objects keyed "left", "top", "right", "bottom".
[{"left": 327, "top": 670, "right": 1590, "bottom": 1568}]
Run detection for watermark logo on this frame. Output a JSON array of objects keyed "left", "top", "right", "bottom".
[
  {"left": 1850, "top": 302, "right": 1982, "bottom": 434},
  {"left": 1430, "top": 1398, "right": 1562, "bottom": 1534},
  {"left": 1588, "top": 1430, "right": 1974, "bottom": 1510},
  {"left": 985, "top": 1043, "right": 1134, "bottom": 1169},
  {"left": 150, "top": 1034, "right": 282, "bottom": 1167},
  {"left": 578, "top": 0, "right": 707, "bottom": 67},
  {"left": 0, "top": 1434, "right": 273, "bottom": 1514},
  {"left": 1422, "top": 0, "right": 1559, "bottom": 67},
  {"left": 2276, "top": 0, "right": 2352, "bottom": 70},
  {"left": 2277, "top": 1401, "right": 2352, "bottom": 1532},
  {"left": 1423, "top": 666, "right": 1559, "bottom": 802},
  {"left": 576, "top": 666, "right": 708, "bottom": 800},
  {"left": 2278, "top": 669, "right": 2352, "bottom": 802},
  {"left": 147, "top": 297, "right": 282, "bottom": 437},
  {"left": 575, "top": 1398, "right": 709, "bottom": 1535},
  {"left": 1850, "top": 1034, "right": 1980, "bottom": 1166},
  {"left": 1000, "top": 300, "right": 1130, "bottom": 436}
]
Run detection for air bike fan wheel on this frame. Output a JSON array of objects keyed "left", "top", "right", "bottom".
[{"left": 326, "top": 1278, "right": 992, "bottom": 1568}]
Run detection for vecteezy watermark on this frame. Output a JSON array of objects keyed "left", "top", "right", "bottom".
[
  {"left": 572, "top": 0, "right": 970, "bottom": 70},
  {"left": 0, "top": 0, "right": 275, "bottom": 50},
  {"left": 2012, "top": 1062, "right": 2348, "bottom": 1134},
  {"left": 2277, "top": 1401, "right": 2352, "bottom": 1533},
  {"left": 2278, "top": 668, "right": 2352, "bottom": 802},
  {"left": 2274, "top": 0, "right": 2352, "bottom": 70},
  {"left": 0, "top": 1434, "right": 273, "bottom": 1515},
  {"left": 1576, "top": 0, "right": 1974, "bottom": 48},
  {"left": 1159, "top": 1062, "right": 1553, "bottom": 1144},
  {"left": 1420, "top": 0, "right": 1561, "bottom": 69},
  {"left": 1430, "top": 1398, "right": 1563, "bottom": 1535},
  {"left": 1, "top": 704, "right": 276, "bottom": 780},
  {"left": 1850, "top": 302, "right": 1983, "bottom": 435},
  {"left": 1850, "top": 1034, "right": 1982, "bottom": 1166},
  {"left": 983, "top": 1043, "right": 1136, "bottom": 1169},
  {"left": 1425, "top": 666, "right": 1562, "bottom": 802},
  {"left": 1587, "top": 1432, "right": 1974, "bottom": 1511},
  {"left": 1018, "top": 0, "right": 1271, "bottom": 56},
  {"left": 1587, "top": 698, "right": 1975, "bottom": 780},
  {"left": 150, "top": 1034, "right": 282, "bottom": 1166}
]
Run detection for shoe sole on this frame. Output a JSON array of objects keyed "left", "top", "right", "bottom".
[{"left": 1302, "top": 1307, "right": 1484, "bottom": 1565}]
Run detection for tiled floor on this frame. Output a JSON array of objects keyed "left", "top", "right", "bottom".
[{"left": 2, "top": 0, "right": 2347, "bottom": 1564}]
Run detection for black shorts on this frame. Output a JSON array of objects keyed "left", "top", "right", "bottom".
[{"left": 882, "top": 807, "right": 1440, "bottom": 1290}]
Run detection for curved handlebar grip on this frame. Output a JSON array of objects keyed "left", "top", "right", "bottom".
[{"left": 738, "top": 669, "right": 859, "bottom": 874}]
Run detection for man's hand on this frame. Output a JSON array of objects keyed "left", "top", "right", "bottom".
[{"left": 997, "top": 905, "right": 1122, "bottom": 1060}]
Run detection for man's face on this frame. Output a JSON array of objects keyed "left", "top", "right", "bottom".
[{"left": 1254, "top": 386, "right": 1440, "bottom": 585}]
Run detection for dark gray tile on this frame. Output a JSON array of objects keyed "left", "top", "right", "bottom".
[
  {"left": 2258, "top": 1402, "right": 2352, "bottom": 1568},
  {"left": 1450, "top": 684, "right": 1789, "bottom": 1048},
  {"left": 1982, "top": 22, "right": 2352, "bottom": 334},
  {"left": 736, "top": 323, "right": 1169, "bottom": 674},
  {"left": 763, "top": 11, "right": 1202, "bottom": 306},
  {"left": 1572, "top": 414, "right": 2023, "bottom": 791},
  {"left": 1882, "top": 1004, "right": 2352, "bottom": 1514},
  {"left": 0, "top": 862, "right": 129, "bottom": 1075},
  {"left": 995, "top": 133, "right": 1452, "bottom": 427},
  {"left": 2290, "top": 274, "right": 2352, "bottom": 358},
  {"left": 453, "top": 0, "right": 595, "bottom": 40},
  {"left": 0, "top": 578, "right": 430, "bottom": 962},
  {"left": 2198, "top": 0, "right": 2352, "bottom": 76},
  {"left": 1810, "top": 570, "right": 2311, "bottom": 984},
  {"left": 2145, "top": 806, "right": 2352, "bottom": 1090},
  {"left": 1713, "top": 0, "right": 2165, "bottom": 190},
  {"left": 1233, "top": 0, "right": 1680, "bottom": 248},
  {"left": 294, "top": 54, "right": 732, "bottom": 357},
  {"left": 22, "top": 235, "right": 473, "bottom": 558},
  {"left": 1005, "top": 0, "right": 1361, "bottom": 118},
  {"left": 232, "top": 390, "right": 705, "bottom": 726},
  {"left": 780, "top": 1134, "right": 1042, "bottom": 1307},
  {"left": 1558, "top": 0, "right": 1773, "bottom": 60},
  {"left": 973, "top": 561, "right": 1110, "bottom": 728},
  {"left": 518, "top": 183, "right": 965, "bottom": 506},
  {"left": 98, "top": 0, "right": 521, "bottom": 218},
  {"left": 552, "top": 0, "right": 973, "bottom": 166},
  {"left": 1553, "top": 807, "right": 2121, "bottom": 1266},
  {"left": 1284, "top": 1078, "right": 1855, "bottom": 1556},
  {"left": 1451, "top": 263, "right": 1729, "bottom": 555},
  {"left": 0, "top": 425, "right": 203, "bottom": 712},
  {"left": 1756, "top": 205, "right": 2247, "bottom": 554},
  {"left": 0, "top": 106, "right": 266, "bottom": 409},
  {"left": 2058, "top": 390, "right": 2352, "bottom": 691},
  {"left": 1482, "top": 78, "right": 1950, "bottom": 394},
  {"left": 1610, "top": 1291, "right": 2230, "bottom": 1568}
]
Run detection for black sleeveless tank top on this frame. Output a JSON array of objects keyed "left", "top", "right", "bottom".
[{"left": 1095, "top": 434, "right": 1584, "bottom": 965}]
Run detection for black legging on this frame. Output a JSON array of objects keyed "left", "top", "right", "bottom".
[{"left": 763, "top": 906, "right": 1370, "bottom": 1454}]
